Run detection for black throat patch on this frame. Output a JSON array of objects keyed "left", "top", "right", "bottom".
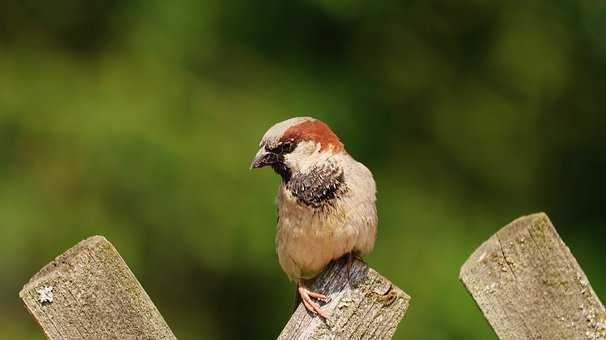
[
  {"left": 286, "top": 163, "right": 347, "bottom": 208},
  {"left": 271, "top": 159, "right": 292, "bottom": 183}
]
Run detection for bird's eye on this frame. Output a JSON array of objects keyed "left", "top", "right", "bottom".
[
  {"left": 266, "top": 140, "right": 297, "bottom": 154},
  {"left": 281, "top": 141, "right": 296, "bottom": 154}
]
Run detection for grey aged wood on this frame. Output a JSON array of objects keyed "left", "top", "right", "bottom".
[
  {"left": 460, "top": 212, "right": 606, "bottom": 340},
  {"left": 19, "top": 235, "right": 176, "bottom": 340},
  {"left": 279, "top": 257, "right": 410, "bottom": 340}
]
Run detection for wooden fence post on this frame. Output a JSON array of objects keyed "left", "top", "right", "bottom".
[
  {"left": 19, "top": 235, "right": 176, "bottom": 340},
  {"left": 279, "top": 257, "right": 411, "bottom": 340},
  {"left": 460, "top": 213, "right": 606, "bottom": 339}
]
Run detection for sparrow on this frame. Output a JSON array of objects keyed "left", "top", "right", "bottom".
[{"left": 251, "top": 117, "right": 377, "bottom": 317}]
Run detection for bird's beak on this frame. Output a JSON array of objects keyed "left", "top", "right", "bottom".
[{"left": 250, "top": 148, "right": 275, "bottom": 169}]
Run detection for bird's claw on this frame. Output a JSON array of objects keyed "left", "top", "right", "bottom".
[{"left": 298, "top": 284, "right": 329, "bottom": 318}]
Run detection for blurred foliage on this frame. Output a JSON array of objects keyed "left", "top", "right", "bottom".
[{"left": 0, "top": 0, "right": 605, "bottom": 339}]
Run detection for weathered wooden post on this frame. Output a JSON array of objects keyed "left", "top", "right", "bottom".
[
  {"left": 280, "top": 257, "right": 411, "bottom": 340},
  {"left": 460, "top": 213, "right": 606, "bottom": 339},
  {"left": 19, "top": 235, "right": 176, "bottom": 340}
]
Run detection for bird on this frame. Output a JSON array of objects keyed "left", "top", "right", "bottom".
[{"left": 251, "top": 117, "right": 377, "bottom": 317}]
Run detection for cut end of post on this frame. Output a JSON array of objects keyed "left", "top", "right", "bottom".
[
  {"left": 280, "top": 257, "right": 411, "bottom": 340},
  {"left": 19, "top": 235, "right": 176, "bottom": 340},
  {"left": 20, "top": 235, "right": 109, "bottom": 298},
  {"left": 459, "top": 212, "right": 606, "bottom": 340},
  {"left": 459, "top": 212, "right": 549, "bottom": 280}
]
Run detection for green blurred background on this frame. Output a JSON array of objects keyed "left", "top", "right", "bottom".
[{"left": 1, "top": 0, "right": 605, "bottom": 339}]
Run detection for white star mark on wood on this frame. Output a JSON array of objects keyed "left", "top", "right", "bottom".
[{"left": 37, "top": 286, "right": 53, "bottom": 304}]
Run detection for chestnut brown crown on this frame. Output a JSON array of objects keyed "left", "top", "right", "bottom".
[{"left": 251, "top": 117, "right": 344, "bottom": 171}]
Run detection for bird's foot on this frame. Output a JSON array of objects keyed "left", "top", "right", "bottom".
[{"left": 298, "top": 281, "right": 329, "bottom": 318}]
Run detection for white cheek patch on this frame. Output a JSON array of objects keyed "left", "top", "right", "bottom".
[{"left": 284, "top": 141, "right": 327, "bottom": 173}]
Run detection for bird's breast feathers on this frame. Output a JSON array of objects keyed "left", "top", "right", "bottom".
[
  {"left": 285, "top": 161, "right": 347, "bottom": 209},
  {"left": 275, "top": 156, "right": 377, "bottom": 280}
]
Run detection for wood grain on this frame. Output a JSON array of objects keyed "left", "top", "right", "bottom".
[
  {"left": 279, "top": 257, "right": 410, "bottom": 340},
  {"left": 460, "top": 213, "right": 606, "bottom": 340},
  {"left": 19, "top": 235, "right": 176, "bottom": 340}
]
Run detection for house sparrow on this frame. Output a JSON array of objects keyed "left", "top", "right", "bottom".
[{"left": 251, "top": 117, "right": 377, "bottom": 317}]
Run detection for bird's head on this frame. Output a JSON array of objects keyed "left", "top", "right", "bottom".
[{"left": 251, "top": 117, "right": 345, "bottom": 182}]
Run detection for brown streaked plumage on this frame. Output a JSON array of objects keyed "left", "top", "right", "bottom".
[{"left": 251, "top": 117, "right": 377, "bottom": 318}]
